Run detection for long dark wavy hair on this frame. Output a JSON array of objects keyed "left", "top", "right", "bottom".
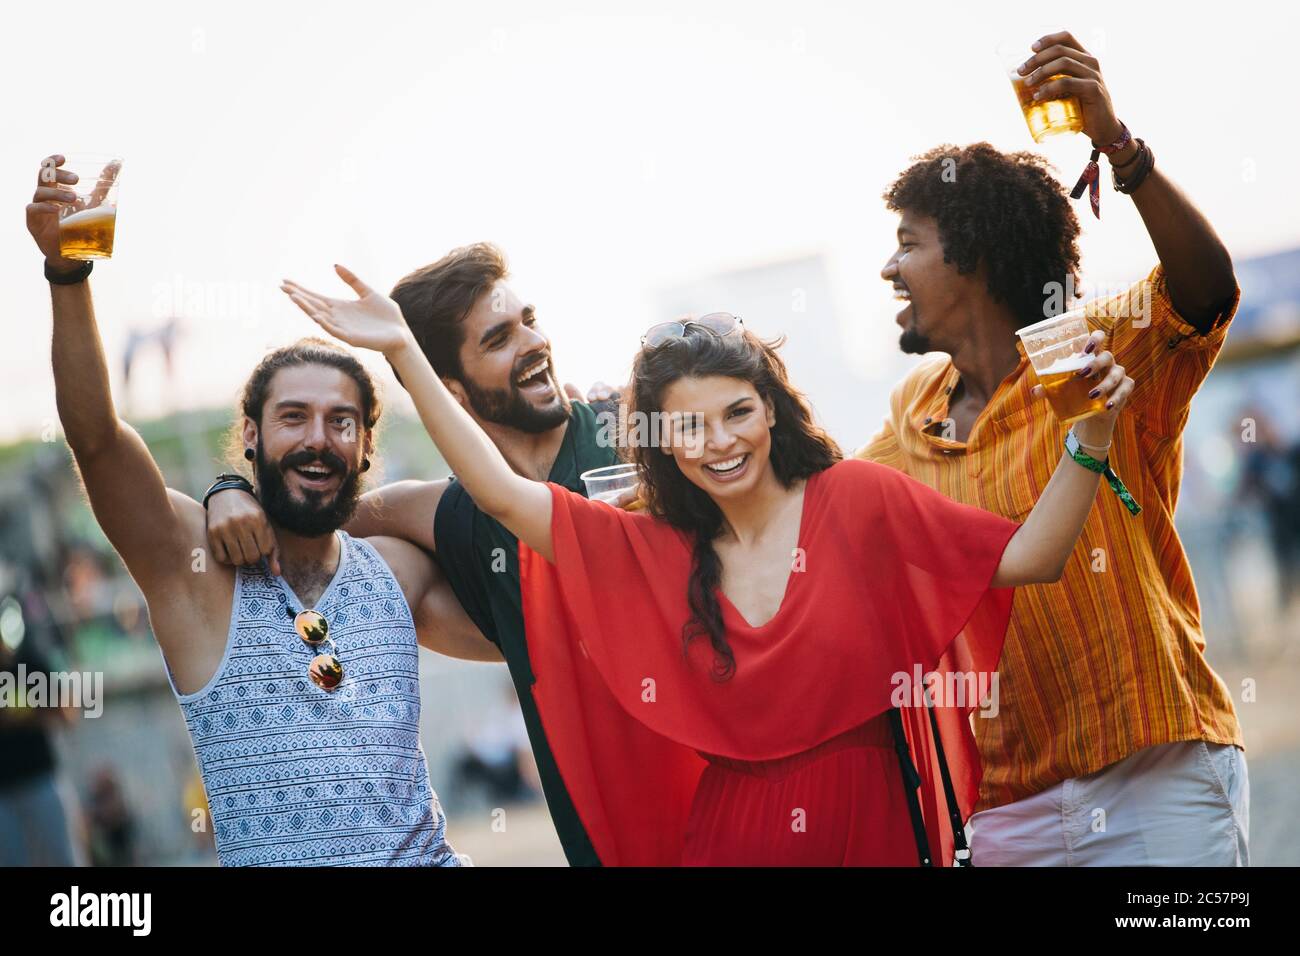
[{"left": 626, "top": 324, "right": 841, "bottom": 680}]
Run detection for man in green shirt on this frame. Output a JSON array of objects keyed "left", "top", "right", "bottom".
[
  {"left": 207, "top": 242, "right": 618, "bottom": 865},
  {"left": 430, "top": 400, "right": 616, "bottom": 866}
]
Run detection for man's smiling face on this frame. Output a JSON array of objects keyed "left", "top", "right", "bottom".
[
  {"left": 243, "top": 364, "right": 370, "bottom": 537},
  {"left": 453, "top": 280, "right": 569, "bottom": 433},
  {"left": 880, "top": 209, "right": 978, "bottom": 355}
]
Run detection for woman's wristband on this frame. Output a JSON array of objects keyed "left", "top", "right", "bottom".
[{"left": 1064, "top": 429, "right": 1141, "bottom": 516}]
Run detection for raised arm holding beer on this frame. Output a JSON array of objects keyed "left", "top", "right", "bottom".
[
  {"left": 26, "top": 154, "right": 500, "bottom": 867},
  {"left": 858, "top": 29, "right": 1247, "bottom": 865},
  {"left": 1010, "top": 30, "right": 1234, "bottom": 314}
]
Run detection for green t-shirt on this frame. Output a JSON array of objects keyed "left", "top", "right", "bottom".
[{"left": 434, "top": 401, "right": 619, "bottom": 866}]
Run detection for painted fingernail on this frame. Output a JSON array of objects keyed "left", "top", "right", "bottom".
[
  {"left": 1089, "top": 388, "right": 1102, "bottom": 399},
  {"left": 1078, "top": 365, "right": 1092, "bottom": 377},
  {"left": 1106, "top": 400, "right": 1115, "bottom": 409},
  {"left": 1084, "top": 340, "right": 1097, "bottom": 354}
]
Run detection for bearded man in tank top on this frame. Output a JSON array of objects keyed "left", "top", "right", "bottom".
[{"left": 28, "top": 153, "right": 501, "bottom": 866}]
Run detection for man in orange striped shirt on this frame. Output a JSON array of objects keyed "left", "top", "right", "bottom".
[{"left": 857, "top": 30, "right": 1246, "bottom": 864}]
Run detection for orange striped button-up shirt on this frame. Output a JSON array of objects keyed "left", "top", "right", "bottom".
[{"left": 857, "top": 264, "right": 1243, "bottom": 812}]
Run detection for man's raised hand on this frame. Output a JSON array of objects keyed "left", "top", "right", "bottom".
[
  {"left": 27, "top": 154, "right": 82, "bottom": 274},
  {"left": 1016, "top": 30, "right": 1125, "bottom": 146}
]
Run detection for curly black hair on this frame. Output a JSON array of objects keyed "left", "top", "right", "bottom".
[{"left": 884, "top": 142, "right": 1082, "bottom": 323}]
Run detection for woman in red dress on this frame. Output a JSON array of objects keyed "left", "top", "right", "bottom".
[{"left": 283, "top": 268, "right": 1135, "bottom": 867}]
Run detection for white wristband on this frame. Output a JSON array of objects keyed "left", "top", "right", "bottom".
[{"left": 1071, "top": 428, "right": 1111, "bottom": 456}]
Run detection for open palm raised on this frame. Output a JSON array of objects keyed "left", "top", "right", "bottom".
[{"left": 281, "top": 265, "right": 410, "bottom": 354}]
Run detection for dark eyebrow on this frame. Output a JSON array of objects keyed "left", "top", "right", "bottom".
[
  {"left": 479, "top": 305, "right": 537, "bottom": 348},
  {"left": 478, "top": 320, "right": 513, "bottom": 348},
  {"left": 671, "top": 398, "right": 752, "bottom": 423},
  {"left": 272, "top": 400, "right": 360, "bottom": 417}
]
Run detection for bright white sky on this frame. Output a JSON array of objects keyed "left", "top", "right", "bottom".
[{"left": 3, "top": 0, "right": 1296, "bottom": 445}]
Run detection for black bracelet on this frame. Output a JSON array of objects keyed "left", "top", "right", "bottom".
[
  {"left": 45, "top": 260, "right": 93, "bottom": 285},
  {"left": 1113, "top": 139, "right": 1155, "bottom": 194},
  {"left": 1110, "top": 145, "right": 1143, "bottom": 171},
  {"left": 203, "top": 473, "right": 255, "bottom": 510}
]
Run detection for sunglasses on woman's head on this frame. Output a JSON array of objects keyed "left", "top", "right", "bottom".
[
  {"left": 290, "top": 608, "right": 343, "bottom": 691},
  {"left": 641, "top": 312, "right": 743, "bottom": 348}
]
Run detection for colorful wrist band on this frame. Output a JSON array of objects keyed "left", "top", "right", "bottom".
[
  {"left": 1071, "top": 122, "right": 1139, "bottom": 219},
  {"left": 1064, "top": 429, "right": 1141, "bottom": 516},
  {"left": 1092, "top": 121, "right": 1133, "bottom": 154}
]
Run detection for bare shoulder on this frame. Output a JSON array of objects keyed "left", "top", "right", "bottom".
[
  {"left": 166, "top": 487, "right": 208, "bottom": 542},
  {"left": 362, "top": 534, "right": 434, "bottom": 605},
  {"left": 159, "top": 488, "right": 236, "bottom": 600},
  {"left": 140, "top": 489, "right": 216, "bottom": 587},
  {"left": 147, "top": 489, "right": 238, "bottom": 695},
  {"left": 364, "top": 533, "right": 429, "bottom": 567}
]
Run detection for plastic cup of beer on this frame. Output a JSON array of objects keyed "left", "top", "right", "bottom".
[
  {"left": 581, "top": 463, "right": 643, "bottom": 510},
  {"left": 996, "top": 34, "right": 1083, "bottom": 143},
  {"left": 57, "top": 155, "right": 123, "bottom": 260},
  {"left": 1016, "top": 311, "right": 1107, "bottom": 425}
]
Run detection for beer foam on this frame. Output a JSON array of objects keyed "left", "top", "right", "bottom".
[
  {"left": 1033, "top": 352, "right": 1091, "bottom": 376},
  {"left": 60, "top": 205, "right": 116, "bottom": 226}
]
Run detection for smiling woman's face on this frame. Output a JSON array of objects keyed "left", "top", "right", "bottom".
[{"left": 658, "top": 374, "right": 776, "bottom": 503}]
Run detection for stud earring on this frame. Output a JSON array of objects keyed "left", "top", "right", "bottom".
[{"left": 244, "top": 448, "right": 255, "bottom": 461}]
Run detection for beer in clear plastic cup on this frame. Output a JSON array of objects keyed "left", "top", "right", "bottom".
[
  {"left": 57, "top": 156, "right": 122, "bottom": 260},
  {"left": 996, "top": 35, "right": 1084, "bottom": 143},
  {"left": 1016, "top": 311, "right": 1107, "bottom": 425},
  {"left": 581, "top": 463, "right": 644, "bottom": 510}
]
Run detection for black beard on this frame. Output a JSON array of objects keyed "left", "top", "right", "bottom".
[
  {"left": 899, "top": 328, "right": 934, "bottom": 355},
  {"left": 462, "top": 361, "right": 570, "bottom": 434},
  {"left": 255, "top": 440, "right": 362, "bottom": 538}
]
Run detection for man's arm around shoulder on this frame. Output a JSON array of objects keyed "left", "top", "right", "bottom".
[{"left": 366, "top": 535, "right": 503, "bottom": 663}]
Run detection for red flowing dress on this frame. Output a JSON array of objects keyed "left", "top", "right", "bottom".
[{"left": 517, "top": 458, "right": 1019, "bottom": 866}]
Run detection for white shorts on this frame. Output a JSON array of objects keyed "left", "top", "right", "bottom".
[{"left": 967, "top": 740, "right": 1249, "bottom": 866}]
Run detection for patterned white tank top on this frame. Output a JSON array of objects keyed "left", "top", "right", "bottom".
[{"left": 168, "top": 531, "right": 461, "bottom": 866}]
